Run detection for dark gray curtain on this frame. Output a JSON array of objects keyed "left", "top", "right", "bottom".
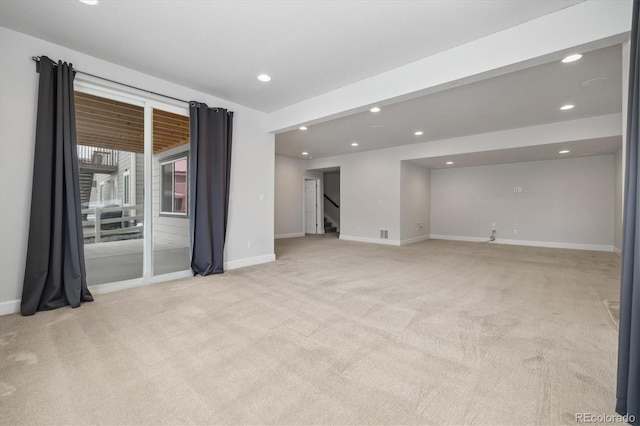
[
  {"left": 21, "top": 56, "right": 93, "bottom": 316},
  {"left": 617, "top": 0, "right": 640, "bottom": 423},
  {"left": 189, "top": 103, "right": 233, "bottom": 275}
]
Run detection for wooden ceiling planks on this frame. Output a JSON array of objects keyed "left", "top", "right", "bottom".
[
  {"left": 75, "top": 92, "right": 143, "bottom": 153},
  {"left": 153, "top": 109, "right": 189, "bottom": 154},
  {"left": 74, "top": 92, "right": 189, "bottom": 154}
]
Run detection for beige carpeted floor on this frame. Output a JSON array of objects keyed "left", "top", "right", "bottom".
[{"left": 0, "top": 235, "right": 621, "bottom": 425}]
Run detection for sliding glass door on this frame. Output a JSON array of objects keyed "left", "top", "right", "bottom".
[
  {"left": 151, "top": 108, "right": 191, "bottom": 276},
  {"left": 74, "top": 85, "right": 191, "bottom": 287},
  {"left": 75, "top": 91, "right": 145, "bottom": 285}
]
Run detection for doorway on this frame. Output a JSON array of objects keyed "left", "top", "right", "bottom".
[
  {"left": 74, "top": 83, "right": 192, "bottom": 288},
  {"left": 323, "top": 169, "right": 340, "bottom": 234},
  {"left": 304, "top": 178, "right": 320, "bottom": 234}
]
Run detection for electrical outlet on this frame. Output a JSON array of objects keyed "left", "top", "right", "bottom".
[
  {"left": 513, "top": 223, "right": 518, "bottom": 229},
  {"left": 513, "top": 229, "right": 518, "bottom": 235},
  {"left": 247, "top": 240, "right": 253, "bottom": 248},
  {"left": 491, "top": 222, "right": 496, "bottom": 230}
]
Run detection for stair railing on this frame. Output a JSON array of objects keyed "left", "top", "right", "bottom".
[{"left": 324, "top": 194, "right": 339, "bottom": 208}]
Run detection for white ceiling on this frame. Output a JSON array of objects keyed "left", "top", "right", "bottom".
[
  {"left": 408, "top": 136, "right": 622, "bottom": 169},
  {"left": 0, "top": 0, "right": 583, "bottom": 112},
  {"left": 275, "top": 44, "right": 622, "bottom": 160}
]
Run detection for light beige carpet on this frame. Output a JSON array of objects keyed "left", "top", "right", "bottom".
[{"left": 0, "top": 236, "right": 621, "bottom": 425}]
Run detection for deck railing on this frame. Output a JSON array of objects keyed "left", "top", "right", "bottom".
[
  {"left": 77, "top": 145, "right": 119, "bottom": 169},
  {"left": 82, "top": 205, "right": 143, "bottom": 243}
]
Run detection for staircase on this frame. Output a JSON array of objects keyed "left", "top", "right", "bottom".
[
  {"left": 77, "top": 145, "right": 119, "bottom": 206},
  {"left": 79, "top": 172, "right": 94, "bottom": 206},
  {"left": 324, "top": 217, "right": 337, "bottom": 233}
]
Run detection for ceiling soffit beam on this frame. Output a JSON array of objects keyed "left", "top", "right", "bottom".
[
  {"left": 266, "top": 0, "right": 632, "bottom": 134},
  {"left": 304, "top": 113, "right": 623, "bottom": 170}
]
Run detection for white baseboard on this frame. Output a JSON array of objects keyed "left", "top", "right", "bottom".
[
  {"left": 0, "top": 254, "right": 277, "bottom": 316},
  {"left": 493, "top": 238, "right": 614, "bottom": 252},
  {"left": 400, "top": 235, "right": 431, "bottom": 246},
  {"left": 614, "top": 247, "right": 622, "bottom": 256},
  {"left": 430, "top": 234, "right": 487, "bottom": 243},
  {"left": 339, "top": 235, "right": 401, "bottom": 246},
  {"left": 274, "top": 232, "right": 305, "bottom": 239},
  {"left": 225, "top": 253, "right": 276, "bottom": 270},
  {"left": 0, "top": 299, "right": 20, "bottom": 316},
  {"left": 430, "top": 234, "right": 614, "bottom": 252}
]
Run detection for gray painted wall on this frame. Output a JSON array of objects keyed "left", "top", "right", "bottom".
[
  {"left": 400, "top": 161, "right": 430, "bottom": 241},
  {"left": 430, "top": 155, "right": 616, "bottom": 248}
]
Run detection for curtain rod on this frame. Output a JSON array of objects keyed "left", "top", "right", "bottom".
[{"left": 32, "top": 56, "right": 190, "bottom": 105}]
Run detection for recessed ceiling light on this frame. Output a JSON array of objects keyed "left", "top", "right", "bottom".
[
  {"left": 446, "top": 161, "right": 454, "bottom": 165},
  {"left": 299, "top": 126, "right": 307, "bottom": 131},
  {"left": 257, "top": 74, "right": 271, "bottom": 82},
  {"left": 414, "top": 131, "right": 423, "bottom": 136},
  {"left": 370, "top": 107, "right": 381, "bottom": 113},
  {"left": 562, "top": 54, "right": 582, "bottom": 63},
  {"left": 559, "top": 150, "right": 570, "bottom": 154},
  {"left": 560, "top": 104, "right": 575, "bottom": 111},
  {"left": 351, "top": 142, "right": 359, "bottom": 147},
  {"left": 302, "top": 152, "right": 308, "bottom": 156},
  {"left": 79, "top": 0, "right": 98, "bottom": 4}
]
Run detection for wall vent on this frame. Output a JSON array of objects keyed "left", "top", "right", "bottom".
[{"left": 379, "top": 229, "right": 389, "bottom": 239}]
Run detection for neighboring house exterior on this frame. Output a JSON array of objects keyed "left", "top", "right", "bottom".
[
  {"left": 80, "top": 144, "right": 189, "bottom": 248},
  {"left": 152, "top": 144, "right": 190, "bottom": 247}
]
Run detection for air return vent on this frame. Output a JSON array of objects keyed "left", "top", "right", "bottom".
[{"left": 380, "top": 229, "right": 389, "bottom": 239}]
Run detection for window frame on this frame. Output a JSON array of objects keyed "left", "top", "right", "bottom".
[
  {"left": 123, "top": 170, "right": 131, "bottom": 206},
  {"left": 159, "top": 154, "right": 189, "bottom": 218}
]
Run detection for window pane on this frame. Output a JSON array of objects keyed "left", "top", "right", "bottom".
[
  {"left": 153, "top": 108, "right": 190, "bottom": 277},
  {"left": 174, "top": 159, "right": 187, "bottom": 213},
  {"left": 123, "top": 174, "right": 130, "bottom": 205},
  {"left": 161, "top": 163, "right": 174, "bottom": 212},
  {"left": 75, "top": 91, "right": 145, "bottom": 286}
]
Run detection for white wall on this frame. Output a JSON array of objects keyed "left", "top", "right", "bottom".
[
  {"left": 0, "top": 27, "right": 274, "bottom": 313},
  {"left": 615, "top": 149, "right": 624, "bottom": 253},
  {"left": 617, "top": 40, "right": 630, "bottom": 255},
  {"left": 430, "top": 155, "right": 616, "bottom": 250},
  {"left": 400, "top": 162, "right": 430, "bottom": 243},
  {"left": 303, "top": 114, "right": 621, "bottom": 247},
  {"left": 323, "top": 171, "right": 340, "bottom": 228},
  {"left": 274, "top": 155, "right": 304, "bottom": 238},
  {"left": 273, "top": 155, "right": 326, "bottom": 238},
  {"left": 307, "top": 150, "right": 401, "bottom": 244}
]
